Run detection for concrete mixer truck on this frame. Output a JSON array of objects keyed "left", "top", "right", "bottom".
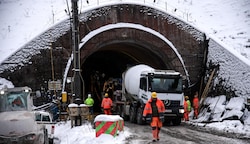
[{"left": 113, "top": 64, "right": 185, "bottom": 125}]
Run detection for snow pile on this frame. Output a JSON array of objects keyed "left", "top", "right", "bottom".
[
  {"left": 197, "top": 96, "right": 246, "bottom": 122},
  {"left": 190, "top": 96, "right": 250, "bottom": 137},
  {"left": 222, "top": 97, "right": 245, "bottom": 120},
  {"left": 54, "top": 119, "right": 131, "bottom": 144},
  {"left": 0, "top": 77, "right": 14, "bottom": 89}
]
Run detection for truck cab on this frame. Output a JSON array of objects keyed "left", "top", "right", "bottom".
[
  {"left": 121, "top": 64, "right": 184, "bottom": 125},
  {"left": 0, "top": 87, "right": 47, "bottom": 144},
  {"left": 139, "top": 70, "right": 184, "bottom": 125}
]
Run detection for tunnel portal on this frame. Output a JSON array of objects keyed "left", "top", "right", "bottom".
[{"left": 0, "top": 4, "right": 207, "bottom": 109}]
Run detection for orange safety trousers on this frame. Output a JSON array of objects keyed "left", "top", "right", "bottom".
[
  {"left": 103, "top": 109, "right": 111, "bottom": 115},
  {"left": 184, "top": 112, "right": 189, "bottom": 121},
  {"left": 193, "top": 109, "right": 198, "bottom": 119},
  {"left": 151, "top": 117, "right": 162, "bottom": 140},
  {"left": 193, "top": 97, "right": 199, "bottom": 119}
]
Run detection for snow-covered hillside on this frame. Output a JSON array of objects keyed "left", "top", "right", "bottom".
[
  {"left": 0, "top": 0, "right": 249, "bottom": 64},
  {"left": 166, "top": 0, "right": 250, "bottom": 60},
  {"left": 0, "top": 0, "right": 250, "bottom": 143}
]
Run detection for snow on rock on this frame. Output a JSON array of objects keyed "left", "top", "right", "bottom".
[
  {"left": 222, "top": 97, "right": 245, "bottom": 120},
  {"left": 225, "top": 97, "right": 245, "bottom": 111},
  {"left": 194, "top": 96, "right": 246, "bottom": 123},
  {"left": 222, "top": 109, "right": 244, "bottom": 120},
  {"left": 204, "top": 95, "right": 226, "bottom": 111},
  {"left": 207, "top": 37, "right": 250, "bottom": 98},
  {"left": 196, "top": 95, "right": 226, "bottom": 122},
  {"left": 0, "top": 77, "right": 14, "bottom": 89},
  {"left": 244, "top": 111, "right": 250, "bottom": 125}
]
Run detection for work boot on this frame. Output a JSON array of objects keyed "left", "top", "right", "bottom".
[{"left": 152, "top": 139, "right": 156, "bottom": 142}]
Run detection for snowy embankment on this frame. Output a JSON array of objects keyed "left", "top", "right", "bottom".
[
  {"left": 189, "top": 95, "right": 250, "bottom": 138},
  {"left": 187, "top": 36, "right": 250, "bottom": 138},
  {"left": 184, "top": 35, "right": 250, "bottom": 139},
  {"left": 207, "top": 36, "right": 250, "bottom": 98}
]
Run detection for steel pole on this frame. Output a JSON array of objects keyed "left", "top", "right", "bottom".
[{"left": 71, "top": 0, "right": 82, "bottom": 102}]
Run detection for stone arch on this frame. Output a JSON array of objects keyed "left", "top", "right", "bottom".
[
  {"left": 63, "top": 23, "right": 191, "bottom": 90},
  {"left": 0, "top": 3, "right": 206, "bottom": 98}
]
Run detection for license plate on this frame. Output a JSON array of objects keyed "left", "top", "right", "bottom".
[{"left": 165, "top": 109, "right": 172, "bottom": 113}]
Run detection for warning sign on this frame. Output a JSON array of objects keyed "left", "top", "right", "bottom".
[{"left": 48, "top": 80, "right": 61, "bottom": 90}]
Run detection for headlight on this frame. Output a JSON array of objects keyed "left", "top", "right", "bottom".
[
  {"left": 0, "top": 90, "right": 5, "bottom": 95},
  {"left": 179, "top": 109, "right": 184, "bottom": 114},
  {"left": 24, "top": 134, "right": 36, "bottom": 141}
]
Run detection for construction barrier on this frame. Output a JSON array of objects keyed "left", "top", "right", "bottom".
[
  {"left": 95, "top": 115, "right": 124, "bottom": 137},
  {"left": 117, "top": 119, "right": 124, "bottom": 131}
]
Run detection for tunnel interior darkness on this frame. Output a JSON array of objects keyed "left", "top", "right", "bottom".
[{"left": 81, "top": 43, "right": 167, "bottom": 112}]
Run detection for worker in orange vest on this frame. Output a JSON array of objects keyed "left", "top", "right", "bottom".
[
  {"left": 193, "top": 91, "right": 199, "bottom": 119},
  {"left": 101, "top": 93, "right": 113, "bottom": 115},
  {"left": 184, "top": 96, "right": 191, "bottom": 121},
  {"left": 143, "top": 92, "right": 165, "bottom": 142}
]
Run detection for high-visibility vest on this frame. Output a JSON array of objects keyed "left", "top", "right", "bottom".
[
  {"left": 84, "top": 98, "right": 94, "bottom": 106},
  {"left": 184, "top": 100, "right": 188, "bottom": 112},
  {"left": 101, "top": 97, "right": 112, "bottom": 109},
  {"left": 186, "top": 100, "right": 191, "bottom": 112},
  {"left": 193, "top": 97, "right": 199, "bottom": 109},
  {"left": 143, "top": 98, "right": 165, "bottom": 117}
]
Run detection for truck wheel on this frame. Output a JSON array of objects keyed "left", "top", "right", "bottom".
[
  {"left": 49, "top": 138, "right": 54, "bottom": 144},
  {"left": 136, "top": 107, "right": 144, "bottom": 125},
  {"left": 120, "top": 106, "right": 129, "bottom": 121},
  {"left": 44, "top": 129, "right": 49, "bottom": 144},
  {"left": 172, "top": 117, "right": 181, "bottom": 126},
  {"left": 129, "top": 107, "right": 136, "bottom": 123}
]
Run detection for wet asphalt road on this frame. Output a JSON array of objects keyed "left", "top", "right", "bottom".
[{"left": 124, "top": 122, "right": 250, "bottom": 144}]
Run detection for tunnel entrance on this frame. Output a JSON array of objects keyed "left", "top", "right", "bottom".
[
  {"left": 0, "top": 3, "right": 206, "bottom": 111},
  {"left": 81, "top": 43, "right": 166, "bottom": 112}
]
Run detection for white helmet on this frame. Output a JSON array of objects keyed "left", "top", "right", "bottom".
[{"left": 88, "top": 94, "right": 91, "bottom": 98}]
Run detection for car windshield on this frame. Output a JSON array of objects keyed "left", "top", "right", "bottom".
[
  {"left": 0, "top": 91, "right": 29, "bottom": 112},
  {"left": 149, "top": 76, "right": 182, "bottom": 93}
]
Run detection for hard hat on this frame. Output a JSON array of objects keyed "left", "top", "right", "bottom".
[
  {"left": 151, "top": 92, "right": 157, "bottom": 98},
  {"left": 104, "top": 93, "right": 109, "bottom": 97},
  {"left": 185, "top": 96, "right": 189, "bottom": 99},
  {"left": 88, "top": 94, "right": 91, "bottom": 98}
]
